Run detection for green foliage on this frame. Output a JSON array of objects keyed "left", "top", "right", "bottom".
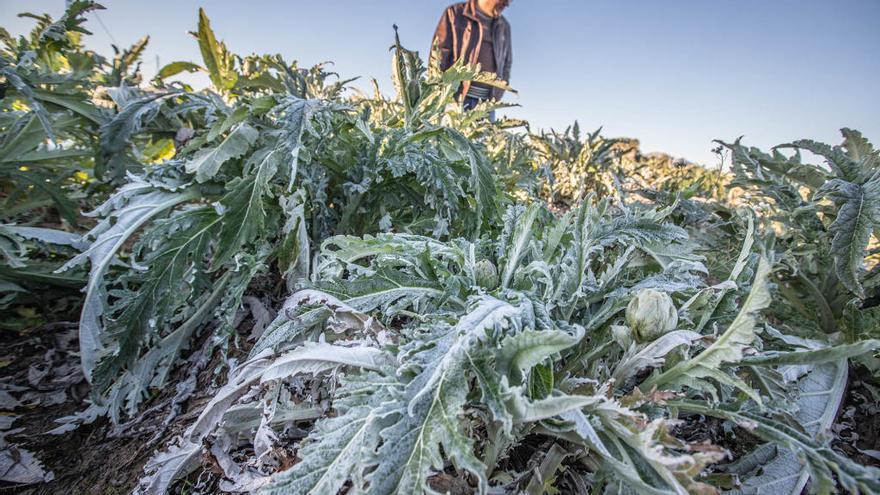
[
  {"left": 42, "top": 9, "right": 512, "bottom": 426},
  {"left": 0, "top": 1, "right": 108, "bottom": 220},
  {"left": 533, "top": 123, "right": 729, "bottom": 207},
  {"left": 195, "top": 8, "right": 238, "bottom": 93},
  {"left": 720, "top": 130, "right": 879, "bottom": 304},
  {"left": 137, "top": 198, "right": 767, "bottom": 493},
  {"left": 531, "top": 123, "right": 623, "bottom": 205},
  {"left": 0, "top": 1, "right": 149, "bottom": 331}
]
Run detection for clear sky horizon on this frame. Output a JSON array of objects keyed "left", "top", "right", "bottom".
[{"left": 1, "top": 0, "right": 878, "bottom": 167}]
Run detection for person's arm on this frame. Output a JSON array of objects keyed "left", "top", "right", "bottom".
[{"left": 431, "top": 8, "right": 455, "bottom": 72}]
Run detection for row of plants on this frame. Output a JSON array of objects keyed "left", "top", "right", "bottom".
[{"left": 1, "top": 2, "right": 879, "bottom": 494}]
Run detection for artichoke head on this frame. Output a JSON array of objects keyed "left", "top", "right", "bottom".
[
  {"left": 626, "top": 289, "right": 678, "bottom": 342},
  {"left": 474, "top": 259, "right": 499, "bottom": 289}
]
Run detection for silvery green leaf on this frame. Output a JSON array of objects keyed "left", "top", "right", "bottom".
[
  {"left": 249, "top": 288, "right": 385, "bottom": 358},
  {"left": 505, "top": 384, "right": 603, "bottom": 423},
  {"left": 814, "top": 175, "right": 879, "bottom": 297},
  {"left": 368, "top": 296, "right": 522, "bottom": 494},
  {"left": 497, "top": 327, "right": 582, "bottom": 383},
  {"left": 0, "top": 442, "right": 54, "bottom": 484},
  {"left": 560, "top": 409, "right": 612, "bottom": 457},
  {"left": 98, "top": 91, "right": 176, "bottom": 179},
  {"left": 133, "top": 437, "right": 201, "bottom": 495},
  {"left": 524, "top": 443, "right": 569, "bottom": 495},
  {"left": 184, "top": 123, "right": 258, "bottom": 182},
  {"left": 727, "top": 360, "right": 848, "bottom": 495},
  {"left": 212, "top": 146, "right": 282, "bottom": 267},
  {"left": 260, "top": 342, "right": 392, "bottom": 383},
  {"left": 612, "top": 330, "right": 703, "bottom": 385},
  {"left": 694, "top": 214, "right": 755, "bottom": 333},
  {"left": 279, "top": 192, "right": 311, "bottom": 289},
  {"left": 139, "top": 342, "right": 387, "bottom": 492},
  {"left": 186, "top": 350, "right": 275, "bottom": 441},
  {"left": 742, "top": 339, "right": 880, "bottom": 366},
  {"left": 318, "top": 233, "right": 457, "bottom": 273},
  {"left": 445, "top": 129, "right": 498, "bottom": 233},
  {"left": 497, "top": 202, "right": 541, "bottom": 289},
  {"left": 0, "top": 229, "right": 25, "bottom": 269},
  {"left": 59, "top": 185, "right": 197, "bottom": 383},
  {"left": 273, "top": 96, "right": 321, "bottom": 189},
  {"left": 0, "top": 225, "right": 83, "bottom": 247},
  {"left": 261, "top": 373, "right": 396, "bottom": 495}
]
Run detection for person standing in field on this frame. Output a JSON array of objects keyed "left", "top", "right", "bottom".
[{"left": 431, "top": 0, "right": 512, "bottom": 111}]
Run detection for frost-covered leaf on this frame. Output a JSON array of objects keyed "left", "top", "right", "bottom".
[
  {"left": 726, "top": 360, "right": 848, "bottom": 495},
  {"left": 368, "top": 296, "right": 520, "bottom": 494},
  {"left": 497, "top": 203, "right": 542, "bottom": 289},
  {"left": 260, "top": 342, "right": 392, "bottom": 382},
  {"left": 553, "top": 200, "right": 688, "bottom": 320},
  {"left": 274, "top": 97, "right": 321, "bottom": 187},
  {"left": 506, "top": 386, "right": 602, "bottom": 423},
  {"left": 93, "top": 207, "right": 221, "bottom": 393},
  {"left": 212, "top": 146, "right": 281, "bottom": 267},
  {"left": 278, "top": 192, "right": 311, "bottom": 288},
  {"left": 184, "top": 123, "right": 259, "bottom": 182},
  {"left": 0, "top": 442, "right": 54, "bottom": 484},
  {"left": 446, "top": 129, "right": 498, "bottom": 233},
  {"left": 742, "top": 339, "right": 880, "bottom": 366},
  {"left": 59, "top": 184, "right": 197, "bottom": 383},
  {"left": 139, "top": 342, "right": 387, "bottom": 492},
  {"left": 814, "top": 175, "right": 880, "bottom": 297},
  {"left": 612, "top": 330, "right": 703, "bottom": 385},
  {"left": 0, "top": 226, "right": 82, "bottom": 247},
  {"left": 524, "top": 443, "right": 569, "bottom": 495},
  {"left": 261, "top": 373, "right": 396, "bottom": 495},
  {"left": 134, "top": 438, "right": 201, "bottom": 495},
  {"left": 497, "top": 326, "right": 582, "bottom": 383},
  {"left": 249, "top": 287, "right": 388, "bottom": 357}
]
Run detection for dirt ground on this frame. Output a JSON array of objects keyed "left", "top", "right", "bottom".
[{"left": 0, "top": 322, "right": 233, "bottom": 495}]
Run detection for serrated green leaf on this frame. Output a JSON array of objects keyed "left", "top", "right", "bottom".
[
  {"left": 498, "top": 202, "right": 541, "bottom": 289},
  {"left": 195, "top": 8, "right": 238, "bottom": 92},
  {"left": 60, "top": 185, "right": 197, "bottom": 383},
  {"left": 497, "top": 327, "right": 581, "bottom": 383},
  {"left": 184, "top": 123, "right": 258, "bottom": 182},
  {"left": 815, "top": 176, "right": 880, "bottom": 297},
  {"left": 742, "top": 339, "right": 880, "bottom": 366},
  {"left": 212, "top": 147, "right": 280, "bottom": 268}
]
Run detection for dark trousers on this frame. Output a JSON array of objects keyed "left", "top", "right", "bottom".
[{"left": 463, "top": 96, "right": 496, "bottom": 122}]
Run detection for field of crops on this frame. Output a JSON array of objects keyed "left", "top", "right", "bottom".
[{"left": 1, "top": 3, "right": 879, "bottom": 494}]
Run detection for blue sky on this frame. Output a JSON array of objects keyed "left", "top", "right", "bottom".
[{"left": 2, "top": 0, "right": 878, "bottom": 167}]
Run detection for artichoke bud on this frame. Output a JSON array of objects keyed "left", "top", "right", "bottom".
[
  {"left": 626, "top": 289, "right": 678, "bottom": 342},
  {"left": 474, "top": 259, "right": 499, "bottom": 289}
]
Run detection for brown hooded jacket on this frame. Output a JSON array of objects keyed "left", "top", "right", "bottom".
[{"left": 431, "top": 0, "right": 512, "bottom": 101}]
